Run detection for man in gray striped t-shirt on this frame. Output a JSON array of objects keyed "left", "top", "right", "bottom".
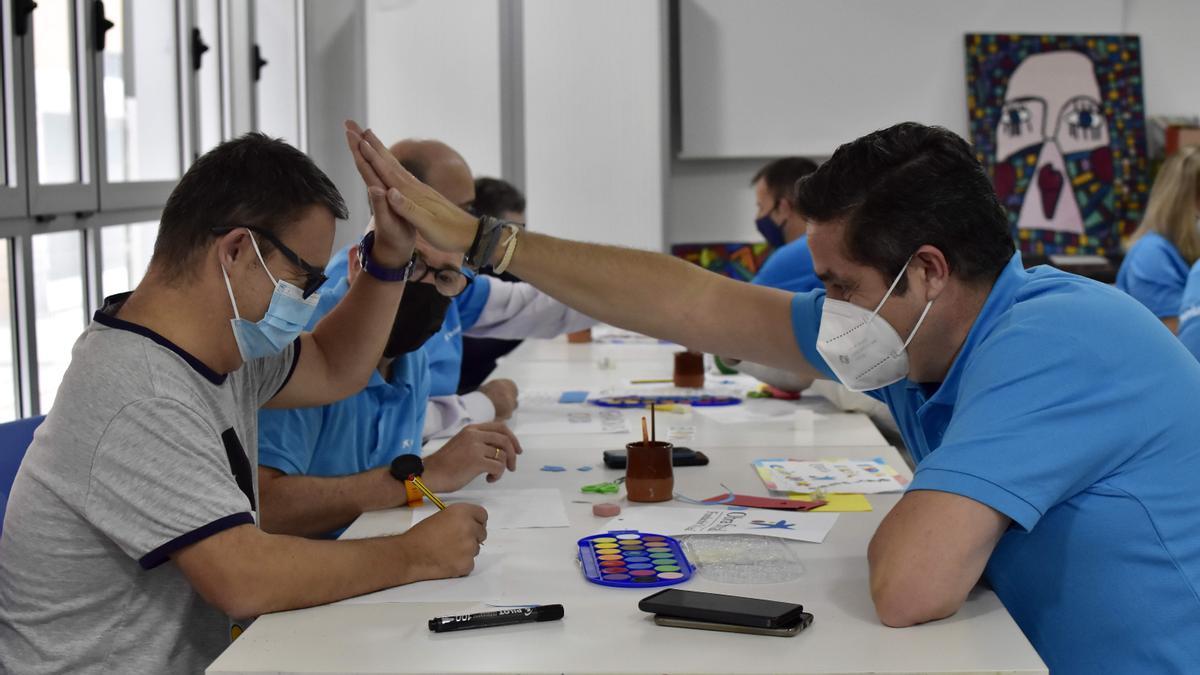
[{"left": 0, "top": 132, "right": 487, "bottom": 674}]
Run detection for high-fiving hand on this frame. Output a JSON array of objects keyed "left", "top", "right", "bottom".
[
  {"left": 344, "top": 120, "right": 478, "bottom": 256},
  {"left": 344, "top": 125, "right": 416, "bottom": 268}
]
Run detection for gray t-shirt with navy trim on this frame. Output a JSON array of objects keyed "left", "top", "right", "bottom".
[{"left": 0, "top": 294, "right": 298, "bottom": 674}]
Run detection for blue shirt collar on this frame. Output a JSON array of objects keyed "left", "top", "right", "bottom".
[{"left": 920, "top": 252, "right": 1026, "bottom": 407}]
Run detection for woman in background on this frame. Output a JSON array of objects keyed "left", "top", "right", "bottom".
[{"left": 1116, "top": 145, "right": 1200, "bottom": 332}]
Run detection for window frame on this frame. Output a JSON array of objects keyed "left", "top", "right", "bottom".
[
  {"left": 91, "top": 0, "right": 188, "bottom": 211},
  {"left": 23, "top": 0, "right": 100, "bottom": 217},
  {"left": 0, "top": 1, "right": 30, "bottom": 219}
]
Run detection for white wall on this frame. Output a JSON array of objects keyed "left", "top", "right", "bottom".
[
  {"left": 1126, "top": 0, "right": 1200, "bottom": 117},
  {"left": 522, "top": 0, "right": 669, "bottom": 251},
  {"left": 347, "top": 0, "right": 1200, "bottom": 249},
  {"left": 678, "top": 0, "right": 1124, "bottom": 159},
  {"left": 667, "top": 0, "right": 1200, "bottom": 246},
  {"left": 305, "top": 0, "right": 368, "bottom": 251},
  {"left": 364, "top": 0, "right": 503, "bottom": 179}
]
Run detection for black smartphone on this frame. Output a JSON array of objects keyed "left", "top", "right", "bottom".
[
  {"left": 638, "top": 589, "right": 804, "bottom": 629},
  {"left": 653, "top": 611, "right": 813, "bottom": 637},
  {"left": 602, "top": 447, "right": 709, "bottom": 469}
]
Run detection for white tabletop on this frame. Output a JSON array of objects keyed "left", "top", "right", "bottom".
[{"left": 208, "top": 337, "right": 1046, "bottom": 674}]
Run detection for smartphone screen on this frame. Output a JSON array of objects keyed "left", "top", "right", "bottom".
[{"left": 639, "top": 589, "right": 804, "bottom": 628}]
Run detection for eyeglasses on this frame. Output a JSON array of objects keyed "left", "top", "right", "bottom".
[
  {"left": 211, "top": 226, "right": 328, "bottom": 298},
  {"left": 410, "top": 255, "right": 474, "bottom": 297}
]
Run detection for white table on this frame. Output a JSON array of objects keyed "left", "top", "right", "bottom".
[{"left": 208, "top": 337, "right": 1046, "bottom": 674}]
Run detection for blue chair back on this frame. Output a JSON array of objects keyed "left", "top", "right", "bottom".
[{"left": 0, "top": 415, "right": 45, "bottom": 537}]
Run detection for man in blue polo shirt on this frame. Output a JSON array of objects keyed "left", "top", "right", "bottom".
[
  {"left": 355, "top": 119, "right": 1200, "bottom": 673},
  {"left": 749, "top": 157, "right": 822, "bottom": 294},
  {"left": 256, "top": 237, "right": 523, "bottom": 538}
]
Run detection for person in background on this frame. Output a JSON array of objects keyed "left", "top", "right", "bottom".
[
  {"left": 257, "top": 139, "right": 592, "bottom": 538},
  {"left": 1176, "top": 258, "right": 1200, "bottom": 361},
  {"left": 1116, "top": 145, "right": 1200, "bottom": 332},
  {"left": 459, "top": 177, "right": 528, "bottom": 393},
  {"left": 0, "top": 133, "right": 486, "bottom": 674},
  {"left": 355, "top": 119, "right": 1200, "bottom": 674},
  {"left": 720, "top": 157, "right": 823, "bottom": 389},
  {"left": 256, "top": 233, "right": 524, "bottom": 539},
  {"left": 728, "top": 157, "right": 900, "bottom": 444},
  {"left": 750, "top": 156, "right": 822, "bottom": 293}
]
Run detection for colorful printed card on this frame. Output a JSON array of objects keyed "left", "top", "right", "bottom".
[{"left": 754, "top": 458, "right": 908, "bottom": 495}]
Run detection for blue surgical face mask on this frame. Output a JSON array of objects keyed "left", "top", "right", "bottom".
[
  {"left": 755, "top": 208, "right": 788, "bottom": 249},
  {"left": 221, "top": 231, "right": 320, "bottom": 362}
]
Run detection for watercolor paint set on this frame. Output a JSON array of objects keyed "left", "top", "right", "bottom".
[{"left": 577, "top": 530, "right": 694, "bottom": 588}]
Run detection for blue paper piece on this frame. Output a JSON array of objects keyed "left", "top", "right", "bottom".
[
  {"left": 558, "top": 390, "right": 589, "bottom": 404},
  {"left": 577, "top": 466, "right": 593, "bottom": 472},
  {"left": 541, "top": 465, "right": 567, "bottom": 472}
]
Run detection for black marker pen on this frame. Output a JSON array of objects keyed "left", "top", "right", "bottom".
[{"left": 428, "top": 604, "right": 565, "bottom": 633}]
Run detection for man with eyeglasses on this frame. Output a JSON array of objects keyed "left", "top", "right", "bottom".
[
  {"left": 255, "top": 139, "right": 591, "bottom": 538},
  {"left": 0, "top": 133, "right": 489, "bottom": 674}
]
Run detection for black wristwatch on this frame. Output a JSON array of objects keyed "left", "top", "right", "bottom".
[
  {"left": 358, "top": 231, "right": 415, "bottom": 282},
  {"left": 389, "top": 454, "right": 424, "bottom": 482}
]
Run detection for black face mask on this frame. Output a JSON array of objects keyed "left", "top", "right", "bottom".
[{"left": 383, "top": 283, "right": 452, "bottom": 357}]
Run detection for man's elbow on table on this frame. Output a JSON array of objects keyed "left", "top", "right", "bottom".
[
  {"left": 868, "top": 560, "right": 965, "bottom": 627},
  {"left": 865, "top": 490, "right": 1009, "bottom": 628}
]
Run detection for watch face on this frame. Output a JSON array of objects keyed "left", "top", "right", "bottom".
[{"left": 391, "top": 454, "right": 423, "bottom": 481}]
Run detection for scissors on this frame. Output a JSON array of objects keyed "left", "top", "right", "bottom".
[{"left": 582, "top": 477, "right": 625, "bottom": 494}]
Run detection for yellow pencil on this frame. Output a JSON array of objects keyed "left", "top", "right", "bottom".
[
  {"left": 630, "top": 378, "right": 673, "bottom": 384},
  {"left": 410, "top": 475, "right": 448, "bottom": 510}
]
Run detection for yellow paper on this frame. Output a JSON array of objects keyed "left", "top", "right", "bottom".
[{"left": 788, "top": 493, "right": 873, "bottom": 512}]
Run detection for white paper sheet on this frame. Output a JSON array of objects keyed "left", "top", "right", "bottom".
[
  {"left": 509, "top": 407, "right": 628, "bottom": 436},
  {"left": 601, "top": 505, "right": 838, "bottom": 543},
  {"left": 412, "top": 488, "right": 570, "bottom": 530}
]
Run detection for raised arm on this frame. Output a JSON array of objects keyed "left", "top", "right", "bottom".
[
  {"left": 345, "top": 121, "right": 824, "bottom": 379},
  {"left": 266, "top": 144, "right": 414, "bottom": 408}
]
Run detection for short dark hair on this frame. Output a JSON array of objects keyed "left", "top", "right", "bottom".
[
  {"left": 793, "top": 122, "right": 1014, "bottom": 293},
  {"left": 473, "top": 177, "right": 526, "bottom": 218},
  {"left": 153, "top": 133, "right": 347, "bottom": 281},
  {"left": 751, "top": 157, "right": 819, "bottom": 203}
]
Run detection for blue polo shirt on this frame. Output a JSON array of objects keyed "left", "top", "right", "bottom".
[
  {"left": 424, "top": 275, "right": 492, "bottom": 396},
  {"left": 752, "top": 235, "right": 823, "bottom": 294},
  {"left": 791, "top": 253, "right": 1200, "bottom": 673},
  {"left": 257, "top": 247, "right": 431, "bottom": 482},
  {"left": 1178, "top": 259, "right": 1200, "bottom": 361},
  {"left": 1116, "top": 232, "right": 1189, "bottom": 318}
]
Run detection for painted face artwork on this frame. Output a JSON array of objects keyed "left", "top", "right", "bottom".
[
  {"left": 965, "top": 34, "right": 1149, "bottom": 257},
  {"left": 994, "top": 51, "right": 1112, "bottom": 237}
]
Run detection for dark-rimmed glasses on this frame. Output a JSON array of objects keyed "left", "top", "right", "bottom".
[
  {"left": 211, "top": 226, "right": 328, "bottom": 298},
  {"left": 410, "top": 255, "right": 475, "bottom": 297}
]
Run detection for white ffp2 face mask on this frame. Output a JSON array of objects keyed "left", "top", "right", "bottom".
[{"left": 815, "top": 259, "right": 933, "bottom": 392}]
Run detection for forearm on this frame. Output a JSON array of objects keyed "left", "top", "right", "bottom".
[
  {"left": 190, "top": 526, "right": 417, "bottom": 619},
  {"left": 259, "top": 467, "right": 405, "bottom": 537},
  {"left": 308, "top": 274, "right": 408, "bottom": 400},
  {"left": 506, "top": 233, "right": 814, "bottom": 373},
  {"left": 728, "top": 359, "right": 817, "bottom": 391}
]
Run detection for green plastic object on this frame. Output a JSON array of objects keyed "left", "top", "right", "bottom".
[{"left": 582, "top": 481, "right": 620, "bottom": 494}]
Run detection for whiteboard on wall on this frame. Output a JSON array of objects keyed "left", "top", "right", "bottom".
[{"left": 679, "top": 0, "right": 1127, "bottom": 158}]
